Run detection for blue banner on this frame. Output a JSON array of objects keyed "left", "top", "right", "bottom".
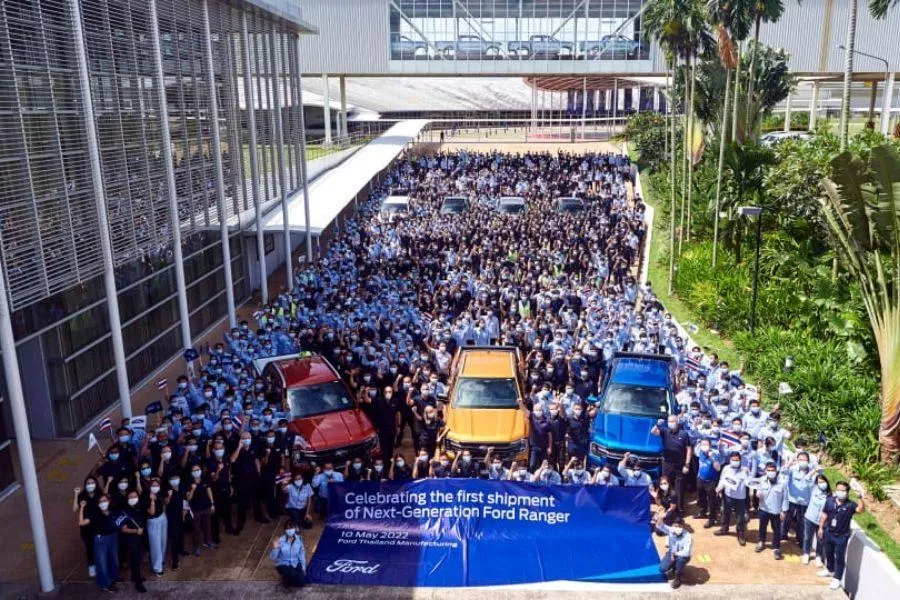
[{"left": 307, "top": 480, "right": 662, "bottom": 587}]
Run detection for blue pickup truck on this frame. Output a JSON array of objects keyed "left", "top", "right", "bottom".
[{"left": 587, "top": 352, "right": 676, "bottom": 477}]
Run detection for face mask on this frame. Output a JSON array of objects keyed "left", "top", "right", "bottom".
[
  {"left": 353, "top": 462, "right": 363, "bottom": 470},
  {"left": 549, "top": 410, "right": 559, "bottom": 417},
  {"left": 518, "top": 468, "right": 528, "bottom": 476},
  {"left": 119, "top": 435, "right": 130, "bottom": 444},
  {"left": 98, "top": 502, "right": 110, "bottom": 511},
  {"left": 492, "top": 463, "right": 502, "bottom": 470},
  {"left": 117, "top": 482, "right": 128, "bottom": 491},
  {"left": 751, "top": 407, "right": 760, "bottom": 415},
  {"left": 285, "top": 528, "right": 296, "bottom": 537},
  {"left": 242, "top": 438, "right": 251, "bottom": 446},
  {"left": 250, "top": 425, "right": 260, "bottom": 432},
  {"left": 660, "top": 483, "right": 670, "bottom": 491},
  {"left": 161, "top": 452, "right": 172, "bottom": 461},
  {"left": 150, "top": 485, "right": 160, "bottom": 494},
  {"left": 766, "top": 471, "right": 777, "bottom": 481},
  {"left": 699, "top": 445, "right": 711, "bottom": 454},
  {"left": 266, "top": 437, "right": 276, "bottom": 444},
  {"left": 278, "top": 427, "right": 287, "bottom": 434},
  {"left": 109, "top": 453, "right": 120, "bottom": 461},
  {"left": 599, "top": 471, "right": 610, "bottom": 480},
  {"left": 170, "top": 478, "right": 181, "bottom": 488},
  {"left": 192, "top": 429, "right": 202, "bottom": 437},
  {"left": 374, "top": 465, "right": 384, "bottom": 473},
  {"left": 224, "top": 423, "right": 234, "bottom": 432},
  {"left": 732, "top": 424, "right": 742, "bottom": 432},
  {"left": 395, "top": 459, "right": 405, "bottom": 468},
  {"left": 731, "top": 461, "right": 741, "bottom": 469},
  {"left": 192, "top": 471, "right": 202, "bottom": 479},
  {"left": 462, "top": 455, "right": 472, "bottom": 463},
  {"left": 740, "top": 440, "right": 750, "bottom": 449},
  {"left": 768, "top": 420, "right": 779, "bottom": 430},
  {"left": 188, "top": 444, "right": 198, "bottom": 452},
  {"left": 667, "top": 422, "right": 678, "bottom": 431},
  {"left": 214, "top": 449, "right": 225, "bottom": 458},
  {"left": 573, "top": 409, "right": 583, "bottom": 418},
  {"left": 85, "top": 483, "right": 96, "bottom": 493},
  {"left": 140, "top": 468, "right": 151, "bottom": 477},
  {"left": 835, "top": 490, "right": 848, "bottom": 500},
  {"left": 671, "top": 527, "right": 683, "bottom": 536},
  {"left": 798, "top": 460, "right": 809, "bottom": 470},
  {"left": 817, "top": 482, "right": 828, "bottom": 491},
  {"left": 440, "top": 459, "right": 450, "bottom": 467}
]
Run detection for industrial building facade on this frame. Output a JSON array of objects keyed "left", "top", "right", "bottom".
[{"left": 0, "top": 0, "right": 315, "bottom": 499}]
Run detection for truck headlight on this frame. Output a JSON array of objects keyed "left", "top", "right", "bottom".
[
  {"left": 590, "top": 442, "right": 605, "bottom": 457},
  {"left": 514, "top": 438, "right": 528, "bottom": 453}
]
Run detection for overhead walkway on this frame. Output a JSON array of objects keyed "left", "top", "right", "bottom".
[{"left": 256, "top": 119, "right": 429, "bottom": 236}]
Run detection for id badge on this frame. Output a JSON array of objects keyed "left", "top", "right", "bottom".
[{"left": 831, "top": 518, "right": 837, "bottom": 528}]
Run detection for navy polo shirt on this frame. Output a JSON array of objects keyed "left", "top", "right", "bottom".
[
  {"left": 660, "top": 427, "right": 692, "bottom": 466},
  {"left": 822, "top": 497, "right": 857, "bottom": 536}
]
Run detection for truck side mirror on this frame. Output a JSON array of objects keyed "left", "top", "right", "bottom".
[{"left": 586, "top": 395, "right": 600, "bottom": 405}]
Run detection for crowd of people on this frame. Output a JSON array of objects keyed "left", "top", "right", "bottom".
[{"left": 72, "top": 149, "right": 864, "bottom": 593}]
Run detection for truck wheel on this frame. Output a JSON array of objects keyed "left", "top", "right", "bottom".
[{"left": 485, "top": 46, "right": 500, "bottom": 58}]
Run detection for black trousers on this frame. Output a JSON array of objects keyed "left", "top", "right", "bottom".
[
  {"left": 662, "top": 462, "right": 687, "bottom": 514},
  {"left": 235, "top": 480, "right": 263, "bottom": 530},
  {"left": 721, "top": 496, "right": 748, "bottom": 535},
  {"left": 759, "top": 510, "right": 782, "bottom": 549},
  {"left": 168, "top": 518, "right": 184, "bottom": 569},
  {"left": 396, "top": 410, "right": 417, "bottom": 450},
  {"left": 123, "top": 533, "right": 144, "bottom": 584},
  {"left": 261, "top": 474, "right": 280, "bottom": 519},
  {"left": 781, "top": 501, "right": 806, "bottom": 543},
  {"left": 697, "top": 479, "right": 718, "bottom": 520},
  {"left": 276, "top": 564, "right": 306, "bottom": 588},
  {"left": 378, "top": 429, "right": 396, "bottom": 465},
  {"left": 211, "top": 487, "right": 233, "bottom": 542}
]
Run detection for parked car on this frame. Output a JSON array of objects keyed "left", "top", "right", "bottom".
[
  {"left": 579, "top": 34, "right": 646, "bottom": 59},
  {"left": 496, "top": 196, "right": 526, "bottom": 215},
  {"left": 440, "top": 195, "right": 470, "bottom": 214},
  {"left": 760, "top": 130, "right": 813, "bottom": 147},
  {"left": 553, "top": 196, "right": 585, "bottom": 213},
  {"left": 442, "top": 346, "right": 529, "bottom": 462},
  {"left": 435, "top": 35, "right": 503, "bottom": 59},
  {"left": 254, "top": 353, "right": 379, "bottom": 470},
  {"left": 508, "top": 35, "right": 574, "bottom": 59},
  {"left": 390, "top": 34, "right": 429, "bottom": 59},
  {"left": 379, "top": 195, "right": 411, "bottom": 223},
  {"left": 586, "top": 352, "right": 676, "bottom": 477}
]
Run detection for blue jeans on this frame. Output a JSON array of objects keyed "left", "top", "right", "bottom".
[
  {"left": 758, "top": 510, "right": 782, "bottom": 549},
  {"left": 824, "top": 531, "right": 850, "bottom": 580},
  {"left": 802, "top": 518, "right": 820, "bottom": 555},
  {"left": 660, "top": 553, "right": 689, "bottom": 577},
  {"left": 93, "top": 533, "right": 120, "bottom": 589}
]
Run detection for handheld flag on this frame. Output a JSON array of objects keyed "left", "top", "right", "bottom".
[
  {"left": 145, "top": 401, "right": 164, "bottom": 415},
  {"left": 685, "top": 357, "right": 704, "bottom": 373},
  {"left": 130, "top": 415, "right": 148, "bottom": 432},
  {"left": 98, "top": 417, "right": 112, "bottom": 433},
  {"left": 87, "top": 433, "right": 99, "bottom": 453}
]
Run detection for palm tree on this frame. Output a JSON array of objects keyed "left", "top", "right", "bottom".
[
  {"left": 708, "top": 0, "right": 753, "bottom": 267},
  {"left": 819, "top": 144, "right": 900, "bottom": 462},
  {"left": 744, "top": 1, "right": 784, "bottom": 136},
  {"left": 720, "top": 141, "right": 776, "bottom": 264},
  {"left": 839, "top": 0, "right": 899, "bottom": 152},
  {"left": 644, "top": 0, "right": 693, "bottom": 292}
]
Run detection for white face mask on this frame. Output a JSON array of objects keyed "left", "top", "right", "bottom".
[
  {"left": 98, "top": 502, "right": 110, "bottom": 511},
  {"left": 85, "top": 483, "right": 96, "bottom": 493},
  {"left": 659, "top": 484, "right": 669, "bottom": 492},
  {"left": 835, "top": 490, "right": 848, "bottom": 500},
  {"left": 150, "top": 486, "right": 160, "bottom": 494},
  {"left": 817, "top": 482, "right": 828, "bottom": 491},
  {"left": 671, "top": 527, "right": 683, "bottom": 536},
  {"left": 127, "top": 497, "right": 139, "bottom": 507},
  {"left": 117, "top": 482, "right": 128, "bottom": 491}
]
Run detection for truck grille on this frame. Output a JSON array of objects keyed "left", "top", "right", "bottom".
[
  {"left": 444, "top": 438, "right": 526, "bottom": 461},
  {"left": 294, "top": 436, "right": 378, "bottom": 466}
]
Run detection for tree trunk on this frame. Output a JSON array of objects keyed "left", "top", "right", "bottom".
[
  {"left": 686, "top": 59, "right": 696, "bottom": 242},
  {"left": 880, "top": 398, "right": 900, "bottom": 464},
  {"left": 668, "top": 63, "right": 677, "bottom": 295},
  {"left": 732, "top": 42, "right": 742, "bottom": 142},
  {"left": 679, "top": 60, "right": 689, "bottom": 255},
  {"left": 745, "top": 16, "right": 761, "bottom": 136},
  {"left": 712, "top": 68, "right": 732, "bottom": 268},
  {"left": 839, "top": 0, "right": 858, "bottom": 153}
]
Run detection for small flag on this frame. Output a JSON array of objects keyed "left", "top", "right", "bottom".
[
  {"left": 87, "top": 433, "right": 100, "bottom": 453},
  {"left": 252, "top": 310, "right": 262, "bottom": 320},
  {"left": 276, "top": 472, "right": 293, "bottom": 486},
  {"left": 157, "top": 378, "right": 168, "bottom": 390},
  {"left": 98, "top": 417, "right": 112, "bottom": 433},
  {"left": 232, "top": 414, "right": 242, "bottom": 427},
  {"left": 730, "top": 373, "right": 745, "bottom": 388},
  {"left": 685, "top": 357, "right": 704, "bottom": 372},
  {"left": 688, "top": 323, "right": 699, "bottom": 333},
  {"left": 145, "top": 401, "right": 164, "bottom": 415}
]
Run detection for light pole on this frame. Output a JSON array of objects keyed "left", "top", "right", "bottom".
[
  {"left": 838, "top": 45, "right": 890, "bottom": 128},
  {"left": 738, "top": 206, "right": 763, "bottom": 333}
]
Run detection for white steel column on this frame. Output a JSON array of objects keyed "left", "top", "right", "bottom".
[
  {"left": 783, "top": 92, "right": 792, "bottom": 131},
  {"left": 322, "top": 74, "right": 332, "bottom": 146},
  {"left": 653, "top": 87, "right": 660, "bottom": 112},
  {"left": 271, "top": 30, "right": 292, "bottom": 291},
  {"left": 296, "top": 35, "right": 313, "bottom": 263},
  {"left": 339, "top": 76, "right": 348, "bottom": 139},
  {"left": 202, "top": 0, "right": 236, "bottom": 328},
  {"left": 618, "top": 88, "right": 625, "bottom": 112},
  {"left": 0, "top": 264, "right": 53, "bottom": 592},
  {"left": 634, "top": 86, "right": 641, "bottom": 112},
  {"left": 149, "top": 0, "right": 193, "bottom": 359},
  {"left": 70, "top": 0, "right": 131, "bottom": 418},
  {"left": 612, "top": 79, "right": 618, "bottom": 124},
  {"left": 581, "top": 77, "right": 587, "bottom": 140},
  {"left": 809, "top": 82, "right": 819, "bottom": 130},
  {"left": 882, "top": 73, "right": 896, "bottom": 135},
  {"left": 241, "top": 13, "right": 267, "bottom": 303}
]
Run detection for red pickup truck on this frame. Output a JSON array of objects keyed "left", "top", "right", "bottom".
[{"left": 255, "top": 354, "right": 379, "bottom": 470}]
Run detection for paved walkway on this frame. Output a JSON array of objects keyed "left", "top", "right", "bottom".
[{"left": 0, "top": 140, "right": 844, "bottom": 597}]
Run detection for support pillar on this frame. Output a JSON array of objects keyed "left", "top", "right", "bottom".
[
  {"left": 202, "top": 0, "right": 236, "bottom": 327},
  {"left": 809, "top": 82, "right": 819, "bottom": 130},
  {"left": 149, "top": 0, "right": 193, "bottom": 362},
  {"left": 783, "top": 92, "right": 792, "bottom": 131},
  {"left": 241, "top": 13, "right": 266, "bottom": 303},
  {"left": 322, "top": 74, "right": 332, "bottom": 146},
  {"left": 882, "top": 72, "right": 895, "bottom": 135},
  {"left": 70, "top": 0, "right": 131, "bottom": 418},
  {"left": 271, "top": 29, "right": 292, "bottom": 291},
  {"left": 634, "top": 86, "right": 640, "bottom": 112},
  {"left": 339, "top": 75, "right": 348, "bottom": 139},
  {"left": 296, "top": 36, "right": 313, "bottom": 263},
  {"left": 612, "top": 79, "right": 618, "bottom": 124},
  {"left": 653, "top": 87, "right": 660, "bottom": 112},
  {"left": 580, "top": 77, "right": 587, "bottom": 140},
  {"left": 868, "top": 80, "right": 878, "bottom": 125}
]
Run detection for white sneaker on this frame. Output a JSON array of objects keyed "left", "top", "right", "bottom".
[
  {"left": 817, "top": 568, "right": 833, "bottom": 578},
  {"left": 829, "top": 578, "right": 841, "bottom": 590},
  {"left": 88, "top": 565, "right": 96, "bottom": 578},
  {"left": 815, "top": 556, "right": 823, "bottom": 568},
  {"left": 801, "top": 554, "right": 809, "bottom": 565}
]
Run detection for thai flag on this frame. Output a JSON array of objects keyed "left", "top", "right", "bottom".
[
  {"left": 157, "top": 378, "right": 168, "bottom": 390},
  {"left": 232, "top": 414, "right": 242, "bottom": 428},
  {"left": 685, "top": 357, "right": 704, "bottom": 372},
  {"left": 98, "top": 417, "right": 112, "bottom": 433},
  {"left": 720, "top": 429, "right": 742, "bottom": 449},
  {"left": 252, "top": 310, "right": 262, "bottom": 320}
]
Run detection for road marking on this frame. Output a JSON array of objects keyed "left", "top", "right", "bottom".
[
  {"left": 784, "top": 555, "right": 800, "bottom": 562},
  {"left": 696, "top": 554, "right": 712, "bottom": 563}
]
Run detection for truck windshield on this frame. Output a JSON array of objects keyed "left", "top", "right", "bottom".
[
  {"left": 603, "top": 383, "right": 670, "bottom": 418},
  {"left": 454, "top": 378, "right": 519, "bottom": 409},
  {"left": 287, "top": 381, "right": 353, "bottom": 418}
]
